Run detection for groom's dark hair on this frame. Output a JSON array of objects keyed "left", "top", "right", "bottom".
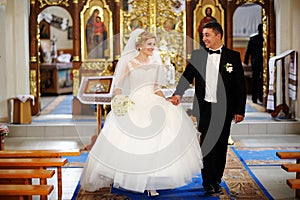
[{"left": 203, "top": 22, "right": 223, "bottom": 38}]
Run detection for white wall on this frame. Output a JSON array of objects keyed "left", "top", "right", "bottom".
[
  {"left": 275, "top": 0, "right": 300, "bottom": 119},
  {"left": 0, "top": 0, "right": 29, "bottom": 121},
  {"left": 0, "top": 1, "right": 7, "bottom": 121}
]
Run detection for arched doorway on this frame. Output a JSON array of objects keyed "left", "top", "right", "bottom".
[
  {"left": 225, "top": 0, "right": 276, "bottom": 107},
  {"left": 38, "top": 6, "right": 73, "bottom": 114}
]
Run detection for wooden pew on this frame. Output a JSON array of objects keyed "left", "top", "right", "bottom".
[
  {"left": 287, "top": 179, "right": 300, "bottom": 198},
  {"left": 0, "top": 169, "right": 55, "bottom": 184},
  {"left": 276, "top": 152, "right": 300, "bottom": 163},
  {"left": 0, "top": 184, "right": 54, "bottom": 200},
  {"left": 0, "top": 149, "right": 81, "bottom": 158},
  {"left": 281, "top": 164, "right": 300, "bottom": 173},
  {"left": 276, "top": 151, "right": 300, "bottom": 198},
  {"left": 0, "top": 169, "right": 55, "bottom": 200},
  {"left": 0, "top": 149, "right": 81, "bottom": 199},
  {"left": 0, "top": 158, "right": 67, "bottom": 200}
]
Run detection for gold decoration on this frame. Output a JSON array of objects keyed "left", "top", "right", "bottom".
[
  {"left": 262, "top": 8, "right": 268, "bottom": 100},
  {"left": 73, "top": 56, "right": 80, "bottom": 61},
  {"left": 38, "top": 0, "right": 69, "bottom": 8},
  {"left": 81, "top": 61, "right": 107, "bottom": 71},
  {"left": 73, "top": 0, "right": 78, "bottom": 3},
  {"left": 121, "top": 0, "right": 186, "bottom": 75},
  {"left": 72, "top": 69, "right": 79, "bottom": 96},
  {"left": 30, "top": 70, "right": 37, "bottom": 96},
  {"left": 30, "top": 56, "right": 37, "bottom": 62},
  {"left": 235, "top": 0, "right": 265, "bottom": 5}
]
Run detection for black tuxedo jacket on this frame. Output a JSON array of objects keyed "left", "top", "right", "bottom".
[{"left": 175, "top": 46, "right": 246, "bottom": 120}]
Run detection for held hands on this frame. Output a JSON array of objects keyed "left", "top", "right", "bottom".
[
  {"left": 234, "top": 114, "right": 244, "bottom": 123},
  {"left": 168, "top": 95, "right": 181, "bottom": 106}
]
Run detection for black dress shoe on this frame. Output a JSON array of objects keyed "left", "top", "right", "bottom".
[
  {"left": 212, "top": 184, "right": 222, "bottom": 194},
  {"left": 204, "top": 185, "right": 214, "bottom": 195}
]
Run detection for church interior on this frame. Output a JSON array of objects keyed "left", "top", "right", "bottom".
[{"left": 0, "top": 0, "right": 300, "bottom": 199}]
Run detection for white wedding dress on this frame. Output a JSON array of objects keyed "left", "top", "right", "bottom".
[{"left": 80, "top": 58, "right": 203, "bottom": 193}]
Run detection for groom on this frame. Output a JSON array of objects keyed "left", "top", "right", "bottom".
[{"left": 172, "top": 22, "right": 246, "bottom": 195}]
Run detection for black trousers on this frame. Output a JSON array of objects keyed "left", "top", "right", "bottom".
[
  {"left": 198, "top": 101, "right": 232, "bottom": 187},
  {"left": 251, "top": 66, "right": 263, "bottom": 102}
]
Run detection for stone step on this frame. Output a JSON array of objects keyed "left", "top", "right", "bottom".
[{"left": 4, "top": 114, "right": 300, "bottom": 139}]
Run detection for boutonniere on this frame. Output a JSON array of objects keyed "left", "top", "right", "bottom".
[{"left": 224, "top": 63, "right": 233, "bottom": 73}]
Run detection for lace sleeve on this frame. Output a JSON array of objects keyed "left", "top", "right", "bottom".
[
  {"left": 114, "top": 63, "right": 130, "bottom": 95},
  {"left": 153, "top": 58, "right": 166, "bottom": 93}
]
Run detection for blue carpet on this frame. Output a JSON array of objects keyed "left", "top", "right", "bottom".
[
  {"left": 233, "top": 146, "right": 300, "bottom": 166},
  {"left": 63, "top": 152, "right": 89, "bottom": 164},
  {"left": 50, "top": 94, "right": 73, "bottom": 114},
  {"left": 41, "top": 95, "right": 264, "bottom": 116},
  {"left": 69, "top": 153, "right": 231, "bottom": 199},
  {"left": 245, "top": 103, "right": 258, "bottom": 112},
  {"left": 72, "top": 178, "right": 230, "bottom": 200},
  {"left": 110, "top": 180, "right": 227, "bottom": 200}
]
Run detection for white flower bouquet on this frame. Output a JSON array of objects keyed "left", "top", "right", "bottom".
[{"left": 111, "top": 94, "right": 135, "bottom": 116}]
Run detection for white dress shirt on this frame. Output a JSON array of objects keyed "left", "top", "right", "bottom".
[{"left": 204, "top": 47, "right": 222, "bottom": 103}]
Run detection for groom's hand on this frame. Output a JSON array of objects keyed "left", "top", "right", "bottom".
[
  {"left": 169, "top": 95, "right": 181, "bottom": 105},
  {"left": 234, "top": 114, "right": 244, "bottom": 123}
]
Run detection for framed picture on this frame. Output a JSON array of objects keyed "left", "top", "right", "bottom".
[
  {"left": 77, "top": 76, "right": 115, "bottom": 104},
  {"left": 84, "top": 77, "right": 112, "bottom": 94},
  {"left": 80, "top": 0, "right": 112, "bottom": 61},
  {"left": 40, "top": 39, "right": 51, "bottom": 63},
  {"left": 40, "top": 20, "right": 50, "bottom": 39}
]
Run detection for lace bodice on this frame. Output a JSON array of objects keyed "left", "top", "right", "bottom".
[{"left": 126, "top": 58, "right": 163, "bottom": 94}]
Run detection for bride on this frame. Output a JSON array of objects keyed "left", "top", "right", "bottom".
[{"left": 80, "top": 28, "right": 203, "bottom": 196}]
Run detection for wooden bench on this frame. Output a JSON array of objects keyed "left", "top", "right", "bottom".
[
  {"left": 277, "top": 151, "right": 300, "bottom": 198},
  {"left": 0, "top": 169, "right": 55, "bottom": 200},
  {"left": 0, "top": 149, "right": 81, "bottom": 158},
  {"left": 281, "top": 164, "right": 300, "bottom": 173},
  {"left": 0, "top": 169, "right": 55, "bottom": 184},
  {"left": 276, "top": 152, "right": 300, "bottom": 163},
  {"left": 287, "top": 179, "right": 300, "bottom": 198},
  {"left": 0, "top": 184, "right": 54, "bottom": 200},
  {"left": 0, "top": 158, "right": 67, "bottom": 200}
]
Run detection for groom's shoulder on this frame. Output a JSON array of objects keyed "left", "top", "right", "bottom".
[{"left": 223, "top": 46, "right": 240, "bottom": 56}]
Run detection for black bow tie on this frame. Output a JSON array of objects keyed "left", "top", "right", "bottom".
[{"left": 208, "top": 49, "right": 221, "bottom": 54}]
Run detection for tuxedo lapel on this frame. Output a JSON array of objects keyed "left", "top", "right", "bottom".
[{"left": 219, "top": 47, "right": 227, "bottom": 77}]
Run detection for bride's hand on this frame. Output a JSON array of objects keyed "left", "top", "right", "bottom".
[{"left": 168, "top": 95, "right": 180, "bottom": 105}]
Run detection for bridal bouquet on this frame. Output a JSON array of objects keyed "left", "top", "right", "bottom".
[{"left": 111, "top": 94, "right": 135, "bottom": 116}]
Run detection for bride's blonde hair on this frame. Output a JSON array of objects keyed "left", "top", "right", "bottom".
[{"left": 135, "top": 31, "right": 156, "bottom": 50}]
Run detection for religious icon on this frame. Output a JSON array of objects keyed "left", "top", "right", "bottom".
[
  {"left": 198, "top": 6, "right": 217, "bottom": 47},
  {"left": 129, "top": 19, "right": 143, "bottom": 31},
  {"left": 163, "top": 18, "right": 176, "bottom": 31},
  {"left": 85, "top": 8, "right": 108, "bottom": 59}
]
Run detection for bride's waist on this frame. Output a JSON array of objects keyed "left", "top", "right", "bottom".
[{"left": 131, "top": 86, "right": 154, "bottom": 95}]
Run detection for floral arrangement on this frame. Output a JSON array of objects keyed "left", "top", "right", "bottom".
[
  {"left": 224, "top": 63, "right": 233, "bottom": 73},
  {"left": 111, "top": 94, "right": 135, "bottom": 116},
  {"left": 0, "top": 125, "right": 9, "bottom": 137}
]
